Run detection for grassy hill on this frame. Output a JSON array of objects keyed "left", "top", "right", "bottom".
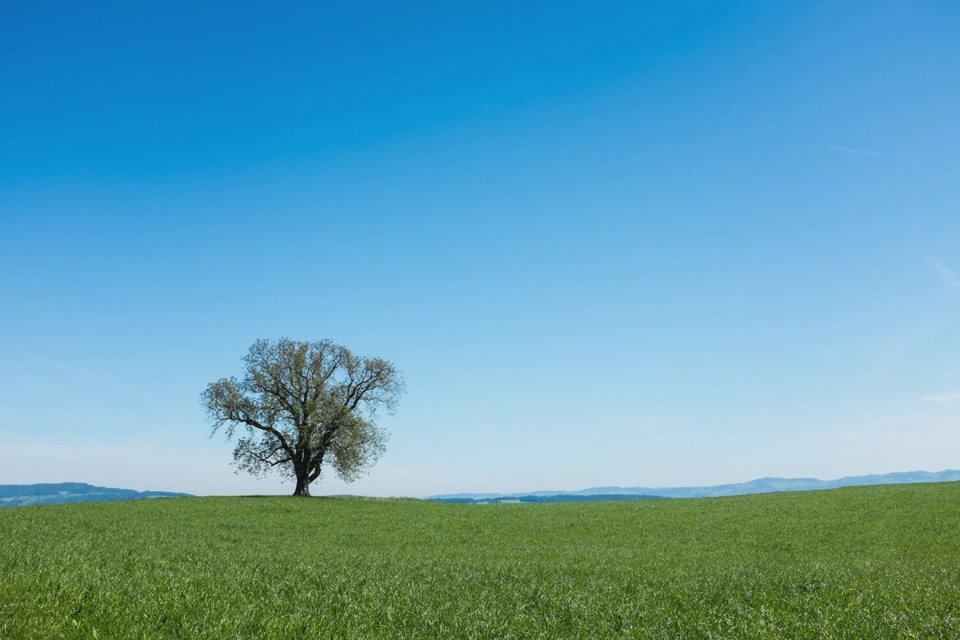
[{"left": 1, "top": 483, "right": 958, "bottom": 639}]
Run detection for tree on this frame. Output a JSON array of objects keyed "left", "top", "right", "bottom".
[{"left": 202, "top": 338, "right": 403, "bottom": 497}]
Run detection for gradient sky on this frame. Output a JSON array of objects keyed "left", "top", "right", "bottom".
[{"left": 2, "top": 1, "right": 959, "bottom": 497}]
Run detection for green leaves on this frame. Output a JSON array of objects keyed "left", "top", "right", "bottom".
[{"left": 202, "top": 339, "right": 403, "bottom": 494}]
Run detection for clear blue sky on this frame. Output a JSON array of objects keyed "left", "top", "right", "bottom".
[{"left": 2, "top": 1, "right": 959, "bottom": 496}]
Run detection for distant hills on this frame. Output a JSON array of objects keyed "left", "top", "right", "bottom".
[
  {"left": 0, "top": 483, "right": 191, "bottom": 508},
  {"left": 6, "top": 470, "right": 959, "bottom": 507},
  {"left": 430, "top": 469, "right": 960, "bottom": 504},
  {"left": 434, "top": 493, "right": 670, "bottom": 504}
]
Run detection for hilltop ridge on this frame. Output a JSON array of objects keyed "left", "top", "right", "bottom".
[
  {"left": 431, "top": 469, "right": 960, "bottom": 503},
  {"left": 0, "top": 482, "right": 191, "bottom": 507}
]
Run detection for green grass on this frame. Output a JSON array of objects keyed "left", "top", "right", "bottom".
[{"left": 1, "top": 483, "right": 959, "bottom": 639}]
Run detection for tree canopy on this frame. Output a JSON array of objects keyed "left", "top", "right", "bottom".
[{"left": 202, "top": 338, "right": 403, "bottom": 496}]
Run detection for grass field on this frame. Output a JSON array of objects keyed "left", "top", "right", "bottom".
[{"left": 1, "top": 482, "right": 958, "bottom": 639}]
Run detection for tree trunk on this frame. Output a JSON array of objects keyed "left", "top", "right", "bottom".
[{"left": 293, "top": 473, "right": 311, "bottom": 497}]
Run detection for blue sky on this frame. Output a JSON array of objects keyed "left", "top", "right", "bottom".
[{"left": 1, "top": 1, "right": 959, "bottom": 496}]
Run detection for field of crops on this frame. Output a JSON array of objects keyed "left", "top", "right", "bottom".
[{"left": 1, "top": 482, "right": 958, "bottom": 639}]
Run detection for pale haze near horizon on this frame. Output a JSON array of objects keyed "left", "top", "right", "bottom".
[{"left": 2, "top": 2, "right": 959, "bottom": 497}]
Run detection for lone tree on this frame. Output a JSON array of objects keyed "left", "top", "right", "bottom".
[{"left": 202, "top": 338, "right": 403, "bottom": 496}]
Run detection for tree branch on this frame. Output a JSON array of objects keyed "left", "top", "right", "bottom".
[{"left": 227, "top": 406, "right": 295, "bottom": 458}]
